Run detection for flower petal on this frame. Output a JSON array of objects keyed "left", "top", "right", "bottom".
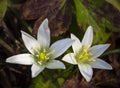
[
  {"left": 90, "top": 58, "right": 112, "bottom": 70},
  {"left": 71, "top": 33, "right": 82, "bottom": 53},
  {"left": 50, "top": 38, "right": 74, "bottom": 58},
  {"left": 31, "top": 64, "right": 45, "bottom": 78},
  {"left": 78, "top": 64, "right": 93, "bottom": 82},
  {"left": 89, "top": 44, "right": 110, "bottom": 58},
  {"left": 82, "top": 26, "right": 93, "bottom": 47},
  {"left": 37, "top": 18, "right": 50, "bottom": 48},
  {"left": 21, "top": 31, "right": 40, "bottom": 54},
  {"left": 62, "top": 53, "right": 77, "bottom": 64},
  {"left": 6, "top": 54, "right": 34, "bottom": 65},
  {"left": 46, "top": 60, "right": 65, "bottom": 69}
]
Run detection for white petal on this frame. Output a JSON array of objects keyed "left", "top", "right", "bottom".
[
  {"left": 82, "top": 26, "right": 93, "bottom": 47},
  {"left": 78, "top": 64, "right": 93, "bottom": 82},
  {"left": 21, "top": 31, "right": 40, "bottom": 54},
  {"left": 90, "top": 58, "right": 112, "bottom": 70},
  {"left": 46, "top": 60, "right": 65, "bottom": 69},
  {"left": 89, "top": 44, "right": 110, "bottom": 58},
  {"left": 50, "top": 38, "right": 74, "bottom": 58},
  {"left": 6, "top": 54, "right": 34, "bottom": 65},
  {"left": 71, "top": 33, "right": 82, "bottom": 53},
  {"left": 37, "top": 18, "right": 50, "bottom": 48},
  {"left": 62, "top": 53, "right": 77, "bottom": 64},
  {"left": 31, "top": 64, "right": 45, "bottom": 78}
]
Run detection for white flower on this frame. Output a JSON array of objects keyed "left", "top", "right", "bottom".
[
  {"left": 6, "top": 18, "right": 74, "bottom": 78},
  {"left": 62, "top": 26, "right": 112, "bottom": 82}
]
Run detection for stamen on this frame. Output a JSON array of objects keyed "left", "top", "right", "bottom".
[
  {"left": 38, "top": 61, "right": 42, "bottom": 65},
  {"left": 88, "top": 59, "right": 95, "bottom": 62},
  {"left": 32, "top": 46, "right": 40, "bottom": 54},
  {"left": 83, "top": 45, "right": 90, "bottom": 52},
  {"left": 35, "top": 49, "right": 53, "bottom": 65},
  {"left": 47, "top": 50, "right": 55, "bottom": 56},
  {"left": 43, "top": 48, "right": 46, "bottom": 52},
  {"left": 76, "top": 45, "right": 95, "bottom": 64}
]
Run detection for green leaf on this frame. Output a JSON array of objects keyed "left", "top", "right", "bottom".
[
  {"left": 29, "top": 76, "right": 57, "bottom": 88},
  {"left": 29, "top": 66, "right": 73, "bottom": 88},
  {"left": 0, "top": 0, "right": 7, "bottom": 19},
  {"left": 57, "top": 78, "right": 65, "bottom": 86},
  {"left": 106, "top": 0, "right": 120, "bottom": 12},
  {"left": 73, "top": 0, "right": 110, "bottom": 43}
]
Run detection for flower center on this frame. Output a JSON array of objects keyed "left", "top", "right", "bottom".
[
  {"left": 35, "top": 49, "right": 50, "bottom": 65},
  {"left": 38, "top": 52, "right": 47, "bottom": 60},
  {"left": 76, "top": 45, "right": 95, "bottom": 64},
  {"left": 35, "top": 49, "right": 54, "bottom": 65}
]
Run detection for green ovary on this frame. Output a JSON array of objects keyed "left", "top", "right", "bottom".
[{"left": 76, "top": 46, "right": 95, "bottom": 64}]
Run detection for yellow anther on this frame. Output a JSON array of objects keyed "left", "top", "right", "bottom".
[
  {"left": 35, "top": 49, "right": 53, "bottom": 65},
  {"left": 88, "top": 59, "right": 95, "bottom": 62},
  {"left": 76, "top": 45, "right": 95, "bottom": 64},
  {"left": 38, "top": 61, "right": 42, "bottom": 65},
  {"left": 47, "top": 50, "right": 55, "bottom": 56},
  {"left": 83, "top": 45, "right": 90, "bottom": 52},
  {"left": 43, "top": 49, "right": 46, "bottom": 52}
]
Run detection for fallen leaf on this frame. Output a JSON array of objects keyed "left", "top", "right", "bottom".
[{"left": 21, "top": 0, "right": 72, "bottom": 36}]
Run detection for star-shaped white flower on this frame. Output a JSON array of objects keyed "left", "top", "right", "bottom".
[
  {"left": 62, "top": 26, "right": 112, "bottom": 82},
  {"left": 6, "top": 18, "right": 74, "bottom": 78}
]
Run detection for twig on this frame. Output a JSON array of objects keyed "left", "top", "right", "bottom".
[
  {"left": 0, "top": 39, "right": 15, "bottom": 54},
  {"left": 0, "top": 69, "right": 11, "bottom": 88},
  {"left": 2, "top": 20, "right": 16, "bottom": 40}
]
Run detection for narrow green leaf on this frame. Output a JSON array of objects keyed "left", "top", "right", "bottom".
[
  {"left": 0, "top": 0, "right": 7, "bottom": 19},
  {"left": 59, "top": 0, "right": 66, "bottom": 10},
  {"left": 74, "top": 0, "right": 110, "bottom": 43},
  {"left": 106, "top": 0, "right": 120, "bottom": 12}
]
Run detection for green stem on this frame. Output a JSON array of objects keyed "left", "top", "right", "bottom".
[{"left": 101, "top": 49, "right": 120, "bottom": 56}]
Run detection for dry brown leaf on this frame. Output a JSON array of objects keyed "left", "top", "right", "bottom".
[{"left": 21, "top": 0, "right": 72, "bottom": 36}]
